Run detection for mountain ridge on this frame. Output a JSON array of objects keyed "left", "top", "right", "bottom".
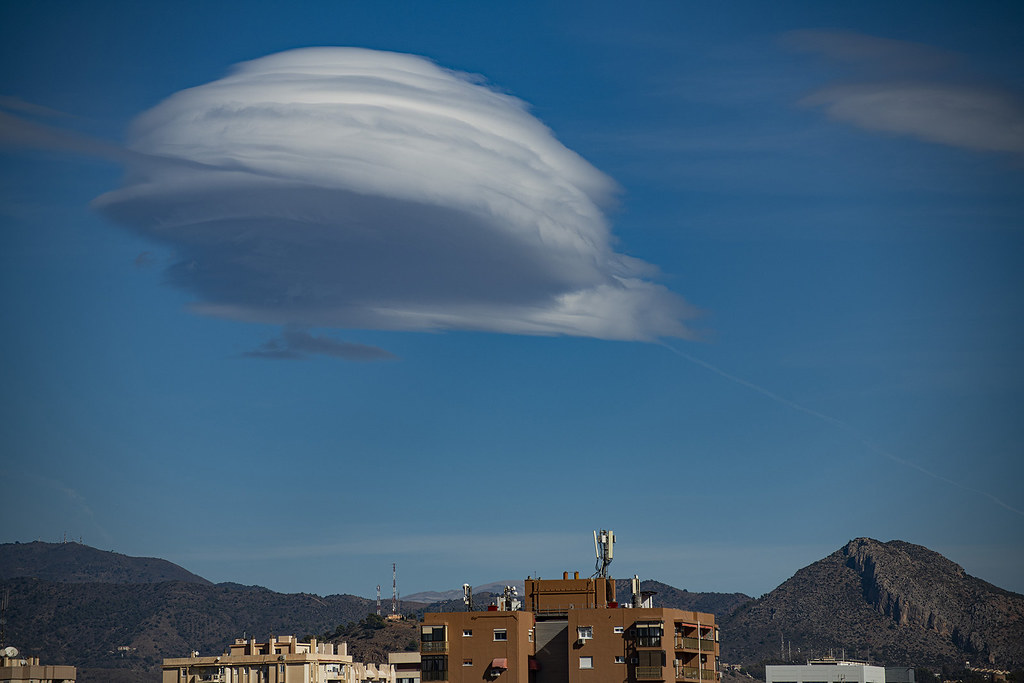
[{"left": 720, "top": 538, "right": 1024, "bottom": 668}]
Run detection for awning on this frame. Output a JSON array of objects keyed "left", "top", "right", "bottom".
[{"left": 491, "top": 658, "right": 508, "bottom": 669}]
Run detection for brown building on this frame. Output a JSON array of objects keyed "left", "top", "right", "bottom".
[{"left": 421, "top": 573, "right": 719, "bottom": 683}]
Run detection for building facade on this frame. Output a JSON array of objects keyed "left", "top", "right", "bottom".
[
  {"left": 388, "top": 652, "right": 421, "bottom": 683},
  {"left": 421, "top": 574, "right": 720, "bottom": 683},
  {"left": 766, "top": 659, "right": 887, "bottom": 683},
  {"left": 162, "top": 635, "right": 394, "bottom": 683},
  {"left": 0, "top": 651, "right": 76, "bottom": 683}
]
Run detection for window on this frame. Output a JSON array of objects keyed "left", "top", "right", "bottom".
[
  {"left": 578, "top": 626, "right": 593, "bottom": 640},
  {"left": 421, "top": 625, "right": 446, "bottom": 642},
  {"left": 634, "top": 622, "right": 663, "bottom": 647},
  {"left": 493, "top": 629, "right": 507, "bottom": 641},
  {"left": 615, "top": 656, "right": 626, "bottom": 664},
  {"left": 422, "top": 655, "right": 448, "bottom": 681},
  {"left": 463, "top": 659, "right": 473, "bottom": 667},
  {"left": 580, "top": 656, "right": 593, "bottom": 669},
  {"left": 613, "top": 626, "right": 624, "bottom": 634},
  {"left": 462, "top": 629, "right": 472, "bottom": 637}
]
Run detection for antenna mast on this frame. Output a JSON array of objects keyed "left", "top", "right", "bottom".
[
  {"left": 0, "top": 588, "right": 8, "bottom": 648},
  {"left": 376, "top": 585, "right": 381, "bottom": 616},
  {"left": 391, "top": 562, "right": 398, "bottom": 617},
  {"left": 593, "top": 529, "right": 615, "bottom": 578}
]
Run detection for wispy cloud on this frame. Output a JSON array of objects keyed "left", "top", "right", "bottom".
[
  {"left": 662, "top": 343, "right": 1024, "bottom": 517},
  {"left": 787, "top": 30, "right": 1024, "bottom": 156},
  {"left": 241, "top": 327, "right": 395, "bottom": 362}
]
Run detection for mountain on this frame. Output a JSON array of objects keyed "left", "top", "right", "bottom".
[
  {"left": 0, "top": 543, "right": 425, "bottom": 682},
  {"left": 0, "top": 541, "right": 210, "bottom": 585},
  {"left": 720, "top": 538, "right": 1024, "bottom": 669}
]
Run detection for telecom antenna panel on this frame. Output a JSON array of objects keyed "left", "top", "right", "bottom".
[{"left": 593, "top": 529, "right": 615, "bottom": 578}]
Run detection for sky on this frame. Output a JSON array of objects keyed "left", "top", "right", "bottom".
[{"left": 1, "top": 1, "right": 1022, "bottom": 601}]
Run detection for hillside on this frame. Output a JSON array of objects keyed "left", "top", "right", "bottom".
[
  {"left": 720, "top": 538, "right": 1024, "bottom": 668},
  {"left": 1, "top": 576, "right": 422, "bottom": 682},
  {"left": 0, "top": 541, "right": 210, "bottom": 585}
]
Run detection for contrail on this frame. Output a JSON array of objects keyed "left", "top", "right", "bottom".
[{"left": 660, "top": 342, "right": 1024, "bottom": 516}]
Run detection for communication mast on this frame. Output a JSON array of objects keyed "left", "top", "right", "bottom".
[
  {"left": 0, "top": 588, "right": 8, "bottom": 648},
  {"left": 391, "top": 562, "right": 398, "bottom": 617},
  {"left": 593, "top": 529, "right": 615, "bottom": 578},
  {"left": 463, "top": 584, "right": 473, "bottom": 612},
  {"left": 376, "top": 585, "right": 381, "bottom": 616}
]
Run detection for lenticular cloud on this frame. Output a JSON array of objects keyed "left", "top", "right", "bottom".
[{"left": 94, "top": 47, "right": 696, "bottom": 340}]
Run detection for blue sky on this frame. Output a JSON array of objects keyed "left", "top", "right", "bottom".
[{"left": 1, "top": 1, "right": 1022, "bottom": 600}]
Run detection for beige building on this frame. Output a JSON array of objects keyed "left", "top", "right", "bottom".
[
  {"left": 162, "top": 635, "right": 395, "bottom": 683},
  {"left": 0, "top": 649, "right": 76, "bottom": 683},
  {"left": 421, "top": 573, "right": 719, "bottom": 683},
  {"left": 388, "top": 651, "right": 420, "bottom": 683}
]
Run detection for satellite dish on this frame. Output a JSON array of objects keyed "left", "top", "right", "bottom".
[{"left": 2, "top": 646, "right": 18, "bottom": 657}]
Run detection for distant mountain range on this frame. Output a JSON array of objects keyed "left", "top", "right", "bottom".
[{"left": 1, "top": 537, "right": 1021, "bottom": 682}]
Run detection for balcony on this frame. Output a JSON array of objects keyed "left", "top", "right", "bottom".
[
  {"left": 636, "top": 636, "right": 663, "bottom": 647},
  {"left": 675, "top": 637, "right": 717, "bottom": 652},
  {"left": 676, "top": 666, "right": 717, "bottom": 680},
  {"left": 636, "top": 666, "right": 664, "bottom": 680},
  {"left": 420, "top": 641, "right": 448, "bottom": 654}
]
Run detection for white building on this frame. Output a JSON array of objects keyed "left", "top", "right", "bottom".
[{"left": 767, "top": 658, "right": 886, "bottom": 683}]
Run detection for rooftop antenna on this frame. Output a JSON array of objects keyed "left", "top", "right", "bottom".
[
  {"left": 391, "top": 562, "right": 398, "bottom": 617},
  {"left": 593, "top": 529, "right": 614, "bottom": 579},
  {"left": 0, "top": 588, "right": 8, "bottom": 648},
  {"left": 463, "top": 584, "right": 473, "bottom": 612},
  {"left": 376, "top": 585, "right": 381, "bottom": 616}
]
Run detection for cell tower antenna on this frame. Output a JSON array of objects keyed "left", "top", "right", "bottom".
[
  {"left": 376, "top": 585, "right": 381, "bottom": 616},
  {"left": 391, "top": 562, "right": 397, "bottom": 617},
  {"left": 593, "top": 529, "right": 615, "bottom": 578}
]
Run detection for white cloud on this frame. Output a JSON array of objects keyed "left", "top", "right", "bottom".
[
  {"left": 90, "top": 47, "right": 697, "bottom": 342},
  {"left": 789, "top": 31, "right": 1024, "bottom": 156}
]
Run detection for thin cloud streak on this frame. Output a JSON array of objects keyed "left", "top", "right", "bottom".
[
  {"left": 241, "top": 328, "right": 396, "bottom": 361},
  {"left": 788, "top": 30, "right": 1024, "bottom": 156},
  {"left": 661, "top": 343, "right": 1024, "bottom": 516}
]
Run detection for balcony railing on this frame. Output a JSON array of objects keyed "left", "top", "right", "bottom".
[
  {"left": 420, "top": 641, "right": 448, "bottom": 653},
  {"left": 636, "top": 666, "right": 664, "bottom": 680},
  {"left": 675, "top": 637, "right": 717, "bottom": 651},
  {"left": 636, "top": 636, "right": 663, "bottom": 647},
  {"left": 676, "top": 666, "right": 717, "bottom": 680}
]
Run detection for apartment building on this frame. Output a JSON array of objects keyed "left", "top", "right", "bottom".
[
  {"left": 0, "top": 649, "right": 75, "bottom": 683},
  {"left": 421, "top": 573, "right": 720, "bottom": 683},
  {"left": 162, "top": 635, "right": 394, "bottom": 683}
]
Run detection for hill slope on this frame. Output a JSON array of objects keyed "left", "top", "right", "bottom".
[
  {"left": 0, "top": 541, "right": 210, "bottom": 584},
  {"left": 1, "top": 576, "right": 412, "bottom": 681},
  {"left": 720, "top": 538, "right": 1024, "bottom": 668}
]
